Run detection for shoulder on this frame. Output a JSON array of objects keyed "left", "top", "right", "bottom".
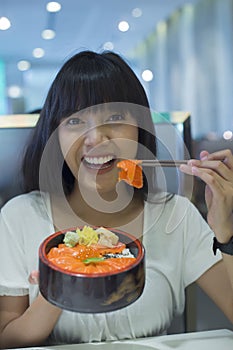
[
  {"left": 145, "top": 192, "right": 192, "bottom": 215},
  {"left": 144, "top": 193, "right": 204, "bottom": 233},
  {"left": 1, "top": 191, "right": 49, "bottom": 218}
]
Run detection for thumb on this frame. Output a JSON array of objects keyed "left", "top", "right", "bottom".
[
  {"left": 28, "top": 270, "right": 39, "bottom": 284},
  {"left": 200, "top": 150, "right": 209, "bottom": 160}
]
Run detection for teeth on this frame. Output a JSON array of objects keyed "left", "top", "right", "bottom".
[{"left": 84, "top": 155, "right": 114, "bottom": 165}]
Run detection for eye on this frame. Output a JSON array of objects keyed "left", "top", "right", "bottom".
[
  {"left": 67, "top": 117, "right": 85, "bottom": 126},
  {"left": 107, "top": 114, "right": 125, "bottom": 122}
]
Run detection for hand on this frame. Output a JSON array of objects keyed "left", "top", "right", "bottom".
[
  {"left": 28, "top": 270, "right": 39, "bottom": 284},
  {"left": 180, "top": 149, "right": 233, "bottom": 242}
]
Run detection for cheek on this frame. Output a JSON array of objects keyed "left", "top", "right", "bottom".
[
  {"left": 128, "top": 127, "right": 138, "bottom": 155},
  {"left": 114, "top": 125, "right": 138, "bottom": 156},
  {"left": 130, "top": 125, "right": 139, "bottom": 143},
  {"left": 58, "top": 130, "right": 82, "bottom": 166}
]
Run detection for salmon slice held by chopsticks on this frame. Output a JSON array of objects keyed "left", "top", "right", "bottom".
[
  {"left": 117, "top": 159, "right": 143, "bottom": 189},
  {"left": 117, "top": 158, "right": 188, "bottom": 189}
]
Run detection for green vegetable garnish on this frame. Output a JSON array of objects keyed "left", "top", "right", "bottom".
[
  {"left": 82, "top": 257, "right": 105, "bottom": 265},
  {"left": 63, "top": 231, "right": 79, "bottom": 247}
]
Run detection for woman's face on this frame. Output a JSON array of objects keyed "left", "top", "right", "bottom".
[{"left": 58, "top": 106, "right": 138, "bottom": 196}]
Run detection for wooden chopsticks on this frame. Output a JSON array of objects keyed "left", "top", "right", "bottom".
[{"left": 138, "top": 160, "right": 188, "bottom": 167}]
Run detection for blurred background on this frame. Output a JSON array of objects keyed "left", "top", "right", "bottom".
[
  {"left": 0, "top": 0, "right": 233, "bottom": 140},
  {"left": 0, "top": 0, "right": 233, "bottom": 335}
]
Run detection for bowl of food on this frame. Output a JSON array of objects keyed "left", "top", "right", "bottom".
[{"left": 39, "top": 226, "right": 145, "bottom": 313}]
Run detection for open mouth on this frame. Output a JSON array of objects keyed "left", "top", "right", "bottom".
[{"left": 82, "top": 155, "right": 116, "bottom": 170}]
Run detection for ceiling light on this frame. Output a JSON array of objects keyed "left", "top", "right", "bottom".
[
  {"left": 46, "top": 2, "right": 61, "bottom": 12},
  {"left": 0, "top": 16, "right": 11, "bottom": 30},
  {"left": 103, "top": 41, "right": 114, "bottom": 50},
  {"left": 17, "top": 60, "right": 31, "bottom": 71},
  {"left": 118, "top": 21, "right": 129, "bottom": 32},
  {"left": 7, "top": 85, "right": 23, "bottom": 98},
  {"left": 41, "top": 29, "right": 56, "bottom": 39},
  {"left": 32, "top": 48, "right": 45, "bottom": 58},
  {"left": 141, "top": 69, "right": 154, "bottom": 82},
  {"left": 132, "top": 8, "right": 142, "bottom": 18},
  {"left": 223, "top": 130, "right": 233, "bottom": 140}
]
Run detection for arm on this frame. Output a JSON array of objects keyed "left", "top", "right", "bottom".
[
  {"left": 180, "top": 149, "right": 233, "bottom": 323},
  {"left": 0, "top": 280, "right": 62, "bottom": 349}
]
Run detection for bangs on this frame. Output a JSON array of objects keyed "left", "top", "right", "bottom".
[
  {"left": 50, "top": 51, "right": 149, "bottom": 123},
  {"left": 75, "top": 51, "right": 148, "bottom": 109},
  {"left": 75, "top": 73, "right": 136, "bottom": 110}
]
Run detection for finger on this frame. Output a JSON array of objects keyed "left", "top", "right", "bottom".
[
  {"left": 200, "top": 150, "right": 209, "bottom": 160},
  {"left": 188, "top": 158, "right": 233, "bottom": 182},
  {"left": 191, "top": 166, "right": 226, "bottom": 193},
  {"left": 179, "top": 163, "right": 193, "bottom": 176},
  {"left": 179, "top": 159, "right": 230, "bottom": 180},
  {"left": 28, "top": 270, "right": 39, "bottom": 284},
  {"left": 201, "top": 149, "right": 233, "bottom": 170},
  {"left": 180, "top": 154, "right": 233, "bottom": 181},
  {"left": 191, "top": 167, "right": 227, "bottom": 215}
]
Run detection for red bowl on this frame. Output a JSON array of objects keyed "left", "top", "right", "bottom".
[{"left": 39, "top": 227, "right": 145, "bottom": 313}]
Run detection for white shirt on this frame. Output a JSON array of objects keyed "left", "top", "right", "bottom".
[{"left": 0, "top": 191, "right": 221, "bottom": 345}]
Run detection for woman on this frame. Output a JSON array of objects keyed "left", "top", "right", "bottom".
[{"left": 0, "top": 50, "right": 232, "bottom": 348}]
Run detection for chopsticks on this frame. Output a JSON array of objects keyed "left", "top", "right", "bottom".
[{"left": 138, "top": 160, "right": 188, "bottom": 167}]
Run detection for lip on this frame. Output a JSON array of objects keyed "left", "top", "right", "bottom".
[{"left": 81, "top": 154, "right": 117, "bottom": 174}]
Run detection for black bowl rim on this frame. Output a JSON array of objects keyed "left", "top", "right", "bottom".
[{"left": 39, "top": 226, "right": 145, "bottom": 278}]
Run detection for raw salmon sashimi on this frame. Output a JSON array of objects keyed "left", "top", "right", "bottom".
[
  {"left": 47, "top": 241, "right": 136, "bottom": 274},
  {"left": 48, "top": 242, "right": 126, "bottom": 260},
  {"left": 117, "top": 159, "right": 143, "bottom": 188}
]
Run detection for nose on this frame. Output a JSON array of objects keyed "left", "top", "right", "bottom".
[{"left": 84, "top": 126, "right": 109, "bottom": 147}]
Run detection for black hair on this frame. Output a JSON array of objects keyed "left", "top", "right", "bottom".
[{"left": 22, "top": 50, "right": 158, "bottom": 199}]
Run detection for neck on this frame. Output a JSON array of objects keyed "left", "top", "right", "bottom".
[{"left": 67, "top": 182, "right": 143, "bottom": 228}]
